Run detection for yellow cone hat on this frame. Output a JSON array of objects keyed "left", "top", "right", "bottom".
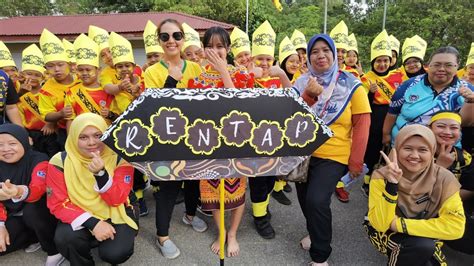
[
  {"left": 62, "top": 39, "right": 76, "bottom": 63},
  {"left": 402, "top": 37, "right": 426, "bottom": 63},
  {"left": 371, "top": 30, "right": 391, "bottom": 61},
  {"left": 182, "top": 23, "right": 201, "bottom": 52},
  {"left": 40, "top": 29, "right": 67, "bottom": 63},
  {"left": 466, "top": 42, "right": 474, "bottom": 66},
  {"left": 143, "top": 20, "right": 163, "bottom": 55},
  {"left": 0, "top": 41, "right": 15, "bottom": 68},
  {"left": 279, "top": 36, "right": 298, "bottom": 64},
  {"left": 88, "top": 25, "right": 110, "bottom": 52},
  {"left": 329, "top": 20, "right": 349, "bottom": 51},
  {"left": 411, "top": 35, "right": 427, "bottom": 52},
  {"left": 21, "top": 44, "right": 45, "bottom": 74},
  {"left": 389, "top": 35, "right": 400, "bottom": 55},
  {"left": 291, "top": 29, "right": 307, "bottom": 50},
  {"left": 109, "top": 32, "right": 134, "bottom": 65},
  {"left": 347, "top": 33, "right": 358, "bottom": 54},
  {"left": 252, "top": 20, "right": 276, "bottom": 57},
  {"left": 230, "top": 27, "right": 250, "bottom": 57},
  {"left": 74, "top": 34, "right": 99, "bottom": 68}
]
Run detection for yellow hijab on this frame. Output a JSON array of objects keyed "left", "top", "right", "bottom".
[
  {"left": 64, "top": 113, "right": 137, "bottom": 229},
  {"left": 373, "top": 125, "right": 460, "bottom": 219}
]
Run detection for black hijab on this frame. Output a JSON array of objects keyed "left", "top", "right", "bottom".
[
  {"left": 281, "top": 57, "right": 294, "bottom": 82},
  {"left": 0, "top": 124, "right": 48, "bottom": 213},
  {"left": 371, "top": 59, "right": 391, "bottom": 77}
]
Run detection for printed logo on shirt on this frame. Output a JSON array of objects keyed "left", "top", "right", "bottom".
[
  {"left": 37, "top": 170, "right": 46, "bottom": 179},
  {"left": 124, "top": 175, "right": 131, "bottom": 184},
  {"left": 409, "top": 94, "right": 419, "bottom": 102}
]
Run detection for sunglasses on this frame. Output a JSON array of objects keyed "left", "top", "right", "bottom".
[{"left": 158, "top": 32, "right": 184, "bottom": 42}]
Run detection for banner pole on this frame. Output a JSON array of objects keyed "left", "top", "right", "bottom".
[{"left": 219, "top": 178, "right": 225, "bottom": 265}]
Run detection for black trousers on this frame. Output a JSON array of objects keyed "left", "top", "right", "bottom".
[
  {"left": 295, "top": 157, "right": 347, "bottom": 263},
  {"left": 248, "top": 176, "right": 276, "bottom": 215},
  {"left": 153, "top": 180, "right": 199, "bottom": 236},
  {"left": 364, "top": 104, "right": 389, "bottom": 175},
  {"left": 132, "top": 168, "right": 146, "bottom": 191},
  {"left": 0, "top": 196, "right": 58, "bottom": 256},
  {"left": 54, "top": 222, "right": 135, "bottom": 266}
]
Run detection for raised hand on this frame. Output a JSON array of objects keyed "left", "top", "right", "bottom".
[
  {"left": 87, "top": 151, "right": 105, "bottom": 174},
  {"left": 368, "top": 79, "right": 378, "bottom": 93},
  {"left": 436, "top": 143, "right": 455, "bottom": 168},
  {"left": 356, "top": 62, "right": 364, "bottom": 76},
  {"left": 305, "top": 76, "right": 324, "bottom": 98},
  {"left": 380, "top": 149, "right": 403, "bottom": 184},
  {"left": 247, "top": 62, "right": 263, "bottom": 79},
  {"left": 92, "top": 220, "right": 116, "bottom": 241},
  {"left": 1, "top": 180, "right": 19, "bottom": 199},
  {"left": 61, "top": 105, "right": 73, "bottom": 119},
  {"left": 205, "top": 49, "right": 228, "bottom": 75},
  {"left": 459, "top": 85, "right": 474, "bottom": 103},
  {"left": 167, "top": 61, "right": 183, "bottom": 81}
]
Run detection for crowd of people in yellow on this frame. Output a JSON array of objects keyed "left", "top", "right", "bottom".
[{"left": 0, "top": 16, "right": 473, "bottom": 266}]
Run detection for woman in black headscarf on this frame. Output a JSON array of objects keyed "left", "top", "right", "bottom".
[{"left": 0, "top": 124, "right": 63, "bottom": 265}]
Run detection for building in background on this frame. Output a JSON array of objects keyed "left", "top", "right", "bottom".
[{"left": 0, "top": 12, "right": 234, "bottom": 66}]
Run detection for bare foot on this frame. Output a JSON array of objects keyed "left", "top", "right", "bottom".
[
  {"left": 211, "top": 237, "right": 220, "bottom": 255},
  {"left": 226, "top": 233, "right": 240, "bottom": 257}
]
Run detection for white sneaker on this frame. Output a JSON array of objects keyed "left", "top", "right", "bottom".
[
  {"left": 25, "top": 242, "right": 41, "bottom": 253},
  {"left": 45, "top": 253, "right": 65, "bottom": 266}
]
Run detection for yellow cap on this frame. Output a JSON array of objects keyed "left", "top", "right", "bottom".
[
  {"left": 0, "top": 41, "right": 15, "bottom": 68},
  {"left": 74, "top": 34, "right": 99, "bottom": 68},
  {"left": 88, "top": 25, "right": 110, "bottom": 52},
  {"left": 291, "top": 29, "right": 307, "bottom": 50},
  {"left": 40, "top": 28, "right": 67, "bottom": 63},
  {"left": 109, "top": 32, "right": 134, "bottom": 65},
  {"left": 143, "top": 20, "right": 164, "bottom": 55},
  {"left": 329, "top": 20, "right": 349, "bottom": 51},
  {"left": 411, "top": 35, "right": 427, "bottom": 51},
  {"left": 279, "top": 36, "right": 298, "bottom": 65},
  {"left": 62, "top": 39, "right": 76, "bottom": 63},
  {"left": 21, "top": 44, "right": 45, "bottom": 74},
  {"left": 182, "top": 23, "right": 201, "bottom": 52},
  {"left": 371, "top": 30, "right": 391, "bottom": 61},
  {"left": 230, "top": 27, "right": 250, "bottom": 57},
  {"left": 466, "top": 42, "right": 474, "bottom": 66},
  {"left": 389, "top": 35, "right": 400, "bottom": 55},
  {"left": 347, "top": 33, "right": 358, "bottom": 53},
  {"left": 252, "top": 20, "right": 276, "bottom": 57},
  {"left": 401, "top": 37, "right": 426, "bottom": 63}
]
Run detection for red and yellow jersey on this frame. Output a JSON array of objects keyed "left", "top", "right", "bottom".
[
  {"left": 65, "top": 83, "right": 115, "bottom": 122},
  {"left": 18, "top": 92, "right": 46, "bottom": 130},
  {"left": 362, "top": 69, "right": 404, "bottom": 105},
  {"left": 38, "top": 78, "right": 79, "bottom": 129},
  {"left": 255, "top": 76, "right": 281, "bottom": 89},
  {"left": 188, "top": 65, "right": 254, "bottom": 89}
]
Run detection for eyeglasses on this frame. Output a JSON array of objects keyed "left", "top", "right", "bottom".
[
  {"left": 429, "top": 63, "right": 457, "bottom": 70},
  {"left": 158, "top": 32, "right": 184, "bottom": 42}
]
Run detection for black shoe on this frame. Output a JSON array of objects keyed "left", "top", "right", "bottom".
[
  {"left": 271, "top": 190, "right": 292, "bottom": 205},
  {"left": 283, "top": 183, "right": 292, "bottom": 193},
  {"left": 254, "top": 215, "right": 275, "bottom": 239},
  {"left": 361, "top": 183, "right": 370, "bottom": 198},
  {"left": 175, "top": 189, "right": 184, "bottom": 205},
  {"left": 139, "top": 198, "right": 149, "bottom": 217}
]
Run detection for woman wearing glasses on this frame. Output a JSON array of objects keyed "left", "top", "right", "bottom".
[
  {"left": 143, "top": 19, "right": 207, "bottom": 260},
  {"left": 383, "top": 46, "right": 474, "bottom": 146}
]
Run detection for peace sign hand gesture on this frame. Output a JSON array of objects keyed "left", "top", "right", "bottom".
[
  {"left": 436, "top": 143, "right": 455, "bottom": 168},
  {"left": 380, "top": 149, "right": 403, "bottom": 184}
]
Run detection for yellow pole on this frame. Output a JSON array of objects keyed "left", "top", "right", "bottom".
[{"left": 219, "top": 178, "right": 225, "bottom": 265}]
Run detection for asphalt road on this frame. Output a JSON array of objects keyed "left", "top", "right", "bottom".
[{"left": 2, "top": 179, "right": 474, "bottom": 265}]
